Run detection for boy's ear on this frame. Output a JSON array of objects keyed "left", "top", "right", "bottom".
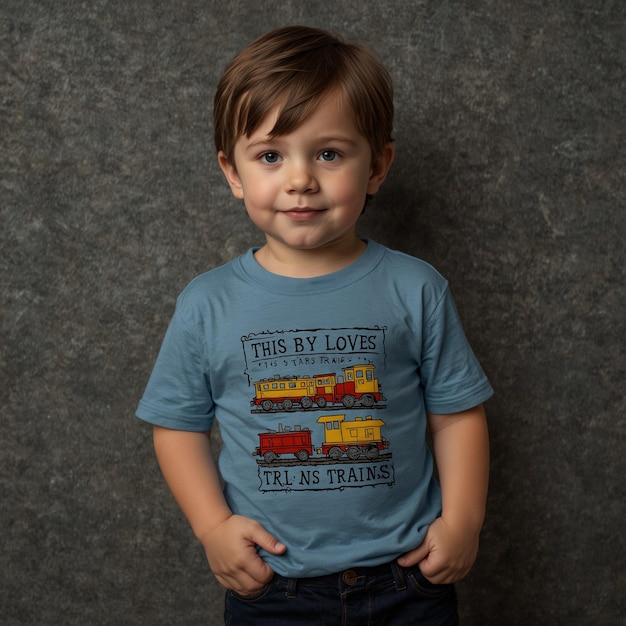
[
  {"left": 218, "top": 151, "right": 245, "bottom": 200},
  {"left": 367, "top": 143, "right": 395, "bottom": 195}
]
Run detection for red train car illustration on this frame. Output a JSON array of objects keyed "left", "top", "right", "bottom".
[{"left": 253, "top": 424, "right": 313, "bottom": 463}]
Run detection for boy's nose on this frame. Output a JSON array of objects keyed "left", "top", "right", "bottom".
[{"left": 286, "top": 161, "right": 319, "bottom": 194}]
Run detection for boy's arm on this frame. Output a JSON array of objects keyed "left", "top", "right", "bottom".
[
  {"left": 152, "top": 426, "right": 286, "bottom": 594},
  {"left": 397, "top": 404, "right": 489, "bottom": 584}
]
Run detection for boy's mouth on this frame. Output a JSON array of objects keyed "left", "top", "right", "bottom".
[{"left": 281, "top": 207, "right": 325, "bottom": 220}]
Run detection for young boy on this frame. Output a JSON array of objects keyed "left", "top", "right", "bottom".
[{"left": 137, "top": 25, "right": 492, "bottom": 625}]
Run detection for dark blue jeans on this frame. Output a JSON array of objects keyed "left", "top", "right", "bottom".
[{"left": 224, "top": 561, "right": 458, "bottom": 625}]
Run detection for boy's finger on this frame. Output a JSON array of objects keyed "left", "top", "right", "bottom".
[
  {"left": 397, "top": 542, "right": 429, "bottom": 567},
  {"left": 251, "top": 527, "right": 287, "bottom": 555}
]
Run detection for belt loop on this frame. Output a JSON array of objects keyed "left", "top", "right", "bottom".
[
  {"left": 390, "top": 561, "right": 407, "bottom": 591},
  {"left": 285, "top": 576, "right": 298, "bottom": 598}
]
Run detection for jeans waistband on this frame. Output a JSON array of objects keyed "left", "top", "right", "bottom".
[{"left": 276, "top": 561, "right": 408, "bottom": 598}]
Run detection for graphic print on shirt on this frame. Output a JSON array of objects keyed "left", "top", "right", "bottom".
[{"left": 241, "top": 327, "right": 395, "bottom": 492}]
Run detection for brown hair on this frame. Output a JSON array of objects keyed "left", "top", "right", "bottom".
[{"left": 214, "top": 25, "right": 394, "bottom": 164}]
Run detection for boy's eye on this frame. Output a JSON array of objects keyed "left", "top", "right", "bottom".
[
  {"left": 261, "top": 152, "right": 281, "bottom": 164},
  {"left": 320, "top": 150, "right": 339, "bottom": 162}
]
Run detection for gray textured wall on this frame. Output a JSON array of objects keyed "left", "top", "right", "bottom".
[{"left": 2, "top": 1, "right": 624, "bottom": 624}]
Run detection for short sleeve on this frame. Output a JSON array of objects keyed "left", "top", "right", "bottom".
[
  {"left": 136, "top": 301, "right": 214, "bottom": 432},
  {"left": 419, "top": 288, "right": 493, "bottom": 414}
]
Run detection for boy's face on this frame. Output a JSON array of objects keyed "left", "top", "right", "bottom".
[{"left": 218, "top": 90, "right": 393, "bottom": 270}]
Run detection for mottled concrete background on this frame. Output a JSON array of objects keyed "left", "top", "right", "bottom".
[{"left": 1, "top": 1, "right": 624, "bottom": 624}]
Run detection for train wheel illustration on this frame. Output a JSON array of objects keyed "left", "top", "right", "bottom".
[
  {"left": 361, "top": 394, "right": 375, "bottom": 407},
  {"left": 347, "top": 446, "right": 360, "bottom": 460},
  {"left": 261, "top": 399, "right": 273, "bottom": 411},
  {"left": 282, "top": 399, "right": 293, "bottom": 410},
  {"left": 295, "top": 449, "right": 309, "bottom": 462},
  {"left": 263, "top": 451, "right": 277, "bottom": 463},
  {"left": 317, "top": 397, "right": 327, "bottom": 408},
  {"left": 366, "top": 446, "right": 379, "bottom": 460},
  {"left": 301, "top": 396, "right": 313, "bottom": 409},
  {"left": 342, "top": 394, "right": 356, "bottom": 408},
  {"left": 328, "top": 446, "right": 342, "bottom": 460}
]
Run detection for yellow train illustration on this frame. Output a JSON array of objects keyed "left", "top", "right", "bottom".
[
  {"left": 316, "top": 414, "right": 388, "bottom": 460},
  {"left": 250, "top": 363, "right": 384, "bottom": 412}
]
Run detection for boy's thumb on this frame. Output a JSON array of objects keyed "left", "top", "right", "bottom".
[
  {"left": 254, "top": 528, "right": 287, "bottom": 555},
  {"left": 397, "top": 540, "right": 429, "bottom": 567}
]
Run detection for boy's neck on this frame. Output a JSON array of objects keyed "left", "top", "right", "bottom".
[{"left": 253, "top": 237, "right": 367, "bottom": 278}]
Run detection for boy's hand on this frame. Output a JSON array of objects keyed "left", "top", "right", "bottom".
[
  {"left": 397, "top": 516, "right": 480, "bottom": 584},
  {"left": 201, "top": 514, "right": 286, "bottom": 595}
]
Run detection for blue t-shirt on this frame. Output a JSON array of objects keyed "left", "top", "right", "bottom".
[{"left": 136, "top": 240, "right": 493, "bottom": 577}]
